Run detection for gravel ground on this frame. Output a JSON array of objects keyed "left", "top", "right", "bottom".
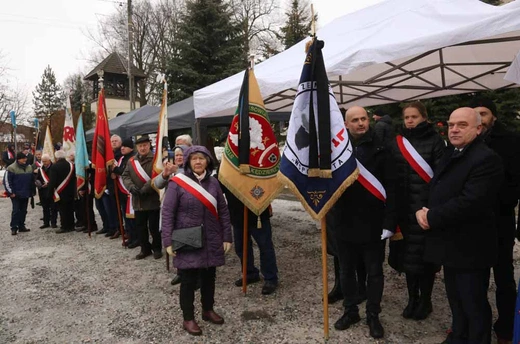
[{"left": 0, "top": 194, "right": 519, "bottom": 344}]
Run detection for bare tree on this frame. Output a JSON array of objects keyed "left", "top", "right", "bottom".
[
  {"left": 83, "top": 0, "right": 185, "bottom": 106},
  {"left": 0, "top": 52, "right": 30, "bottom": 125},
  {"left": 229, "top": 0, "right": 283, "bottom": 62}
]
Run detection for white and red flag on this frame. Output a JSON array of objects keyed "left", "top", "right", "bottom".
[{"left": 62, "top": 96, "right": 76, "bottom": 157}]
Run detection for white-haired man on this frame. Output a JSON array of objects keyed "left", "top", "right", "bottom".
[
  {"left": 175, "top": 134, "right": 193, "bottom": 147},
  {"left": 35, "top": 153, "right": 58, "bottom": 229},
  {"left": 418, "top": 107, "right": 504, "bottom": 344}
]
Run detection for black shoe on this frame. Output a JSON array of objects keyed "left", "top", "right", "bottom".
[
  {"left": 261, "top": 280, "right": 278, "bottom": 295},
  {"left": 171, "top": 275, "right": 181, "bottom": 285},
  {"left": 128, "top": 241, "right": 140, "bottom": 249},
  {"left": 11, "top": 229, "right": 17, "bottom": 235},
  {"left": 135, "top": 251, "right": 151, "bottom": 260},
  {"left": 55, "top": 228, "right": 72, "bottom": 234},
  {"left": 40, "top": 224, "right": 50, "bottom": 229},
  {"left": 153, "top": 251, "right": 163, "bottom": 259},
  {"left": 75, "top": 226, "right": 85, "bottom": 232},
  {"left": 95, "top": 228, "right": 108, "bottom": 235},
  {"left": 105, "top": 231, "right": 114, "bottom": 237},
  {"left": 367, "top": 314, "right": 384, "bottom": 339},
  {"left": 18, "top": 227, "right": 30, "bottom": 232},
  {"left": 234, "top": 275, "right": 261, "bottom": 287},
  {"left": 334, "top": 312, "right": 361, "bottom": 331},
  {"left": 51, "top": 224, "right": 58, "bottom": 229},
  {"left": 413, "top": 299, "right": 432, "bottom": 320}
]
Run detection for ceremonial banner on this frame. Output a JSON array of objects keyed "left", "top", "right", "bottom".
[
  {"left": 62, "top": 97, "right": 76, "bottom": 157},
  {"left": 75, "top": 113, "right": 89, "bottom": 192},
  {"left": 43, "top": 125, "right": 55, "bottom": 163},
  {"left": 219, "top": 68, "right": 283, "bottom": 216},
  {"left": 152, "top": 76, "right": 168, "bottom": 180},
  {"left": 91, "top": 88, "right": 115, "bottom": 198},
  {"left": 278, "top": 39, "right": 358, "bottom": 220}
]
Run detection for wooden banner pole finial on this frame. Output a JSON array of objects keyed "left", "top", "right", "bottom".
[{"left": 311, "top": 4, "right": 316, "bottom": 38}]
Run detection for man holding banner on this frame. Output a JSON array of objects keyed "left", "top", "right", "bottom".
[
  {"left": 49, "top": 150, "right": 76, "bottom": 234},
  {"left": 330, "top": 106, "right": 397, "bottom": 339}
]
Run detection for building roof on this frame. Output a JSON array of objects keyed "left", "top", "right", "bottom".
[{"left": 84, "top": 52, "right": 147, "bottom": 80}]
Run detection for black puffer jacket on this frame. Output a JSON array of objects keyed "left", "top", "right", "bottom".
[
  {"left": 389, "top": 121, "right": 446, "bottom": 274},
  {"left": 330, "top": 129, "right": 397, "bottom": 244}
]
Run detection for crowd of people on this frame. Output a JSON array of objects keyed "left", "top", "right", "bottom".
[{"left": 2, "top": 97, "right": 519, "bottom": 343}]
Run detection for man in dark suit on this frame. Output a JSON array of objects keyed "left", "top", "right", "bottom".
[
  {"left": 471, "top": 97, "right": 520, "bottom": 344},
  {"left": 332, "top": 106, "right": 397, "bottom": 339},
  {"left": 416, "top": 107, "right": 504, "bottom": 344},
  {"left": 49, "top": 150, "right": 76, "bottom": 233}
]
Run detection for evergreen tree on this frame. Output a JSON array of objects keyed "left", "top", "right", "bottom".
[
  {"left": 166, "top": 0, "right": 244, "bottom": 102},
  {"left": 279, "top": 0, "right": 315, "bottom": 49},
  {"left": 33, "top": 65, "right": 64, "bottom": 118}
]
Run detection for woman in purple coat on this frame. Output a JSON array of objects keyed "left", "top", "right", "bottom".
[{"left": 161, "top": 145, "right": 232, "bottom": 336}]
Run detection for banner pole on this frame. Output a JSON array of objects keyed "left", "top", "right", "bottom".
[
  {"left": 242, "top": 205, "right": 249, "bottom": 295},
  {"left": 321, "top": 217, "right": 329, "bottom": 340},
  {"left": 113, "top": 177, "right": 125, "bottom": 246}
]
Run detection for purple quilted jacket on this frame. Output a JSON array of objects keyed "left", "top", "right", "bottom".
[{"left": 161, "top": 171, "right": 232, "bottom": 270}]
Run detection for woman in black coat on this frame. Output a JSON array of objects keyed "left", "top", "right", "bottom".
[{"left": 389, "top": 101, "right": 446, "bottom": 320}]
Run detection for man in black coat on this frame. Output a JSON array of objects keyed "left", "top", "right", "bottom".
[
  {"left": 49, "top": 150, "right": 77, "bottom": 233},
  {"left": 470, "top": 97, "right": 519, "bottom": 344},
  {"left": 331, "top": 106, "right": 397, "bottom": 339},
  {"left": 372, "top": 109, "right": 395, "bottom": 146},
  {"left": 34, "top": 154, "right": 58, "bottom": 229},
  {"left": 112, "top": 137, "right": 137, "bottom": 247},
  {"left": 417, "top": 107, "right": 503, "bottom": 344},
  {"left": 2, "top": 143, "right": 16, "bottom": 167}
]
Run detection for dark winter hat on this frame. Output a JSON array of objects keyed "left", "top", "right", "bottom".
[
  {"left": 16, "top": 152, "right": 27, "bottom": 160},
  {"left": 23, "top": 142, "right": 31, "bottom": 148},
  {"left": 135, "top": 135, "right": 151, "bottom": 144},
  {"left": 121, "top": 138, "right": 134, "bottom": 149},
  {"left": 373, "top": 109, "right": 386, "bottom": 117},
  {"left": 469, "top": 97, "right": 497, "bottom": 117},
  {"left": 7, "top": 143, "right": 14, "bottom": 150}
]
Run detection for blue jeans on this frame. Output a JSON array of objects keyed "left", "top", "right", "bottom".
[
  {"left": 95, "top": 193, "right": 119, "bottom": 232},
  {"left": 232, "top": 217, "right": 278, "bottom": 282},
  {"left": 10, "top": 197, "right": 29, "bottom": 229}
]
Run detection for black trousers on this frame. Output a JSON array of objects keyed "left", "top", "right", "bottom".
[
  {"left": 337, "top": 240, "right": 384, "bottom": 315},
  {"left": 74, "top": 197, "right": 85, "bottom": 226},
  {"left": 58, "top": 198, "right": 75, "bottom": 230},
  {"left": 179, "top": 267, "right": 216, "bottom": 321},
  {"left": 41, "top": 196, "right": 57, "bottom": 226},
  {"left": 135, "top": 210, "right": 161, "bottom": 253},
  {"left": 444, "top": 266, "right": 491, "bottom": 344},
  {"left": 493, "top": 211, "right": 517, "bottom": 341}
]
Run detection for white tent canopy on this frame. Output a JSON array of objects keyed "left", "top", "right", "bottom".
[{"left": 194, "top": 0, "right": 520, "bottom": 118}]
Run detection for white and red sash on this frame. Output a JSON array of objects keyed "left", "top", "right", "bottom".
[
  {"left": 130, "top": 157, "right": 151, "bottom": 183},
  {"left": 356, "top": 159, "right": 386, "bottom": 202},
  {"left": 396, "top": 135, "right": 434, "bottom": 183},
  {"left": 39, "top": 166, "right": 50, "bottom": 184},
  {"left": 54, "top": 161, "right": 74, "bottom": 202},
  {"left": 172, "top": 173, "right": 218, "bottom": 219},
  {"left": 7, "top": 150, "right": 14, "bottom": 159},
  {"left": 35, "top": 160, "right": 42, "bottom": 168},
  {"left": 115, "top": 156, "right": 134, "bottom": 218}
]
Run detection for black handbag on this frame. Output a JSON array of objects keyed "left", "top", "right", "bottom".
[{"left": 171, "top": 225, "right": 203, "bottom": 252}]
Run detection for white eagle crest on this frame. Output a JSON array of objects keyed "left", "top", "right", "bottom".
[{"left": 229, "top": 116, "right": 265, "bottom": 151}]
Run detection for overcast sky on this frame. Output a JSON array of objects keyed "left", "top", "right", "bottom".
[{"left": 0, "top": 0, "right": 384, "bottom": 110}]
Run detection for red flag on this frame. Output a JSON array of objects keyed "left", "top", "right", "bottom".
[{"left": 91, "top": 88, "right": 114, "bottom": 199}]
